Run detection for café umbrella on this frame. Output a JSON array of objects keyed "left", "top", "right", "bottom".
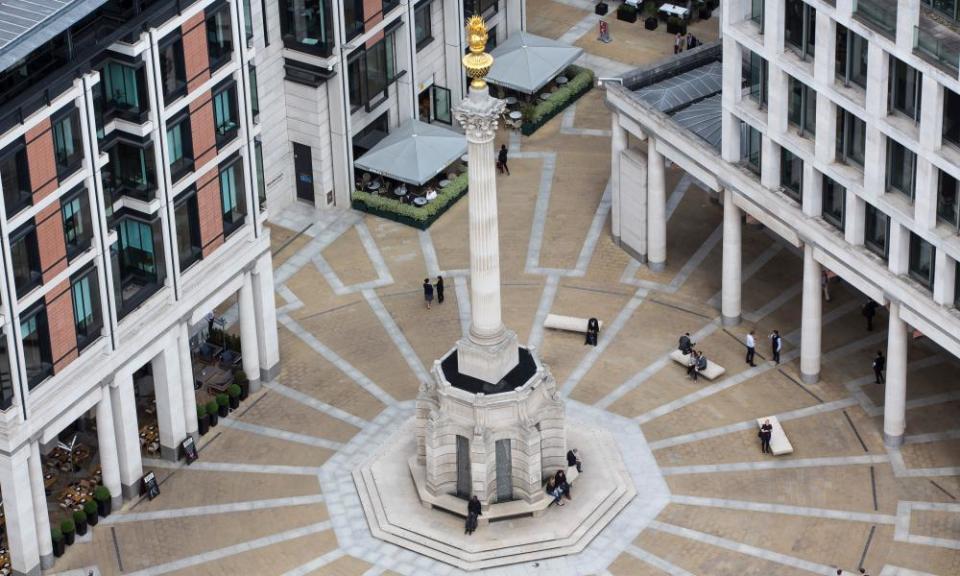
[
  {"left": 485, "top": 31, "right": 583, "bottom": 94},
  {"left": 354, "top": 119, "right": 467, "bottom": 186}
]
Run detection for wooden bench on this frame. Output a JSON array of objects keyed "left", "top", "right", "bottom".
[
  {"left": 757, "top": 416, "right": 793, "bottom": 455},
  {"left": 544, "top": 314, "right": 604, "bottom": 334},
  {"left": 668, "top": 349, "right": 726, "bottom": 380}
]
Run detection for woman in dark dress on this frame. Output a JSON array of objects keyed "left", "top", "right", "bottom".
[
  {"left": 555, "top": 470, "right": 571, "bottom": 500},
  {"left": 466, "top": 495, "right": 482, "bottom": 534},
  {"left": 585, "top": 317, "right": 599, "bottom": 346},
  {"left": 435, "top": 276, "right": 445, "bottom": 304},
  {"left": 423, "top": 278, "right": 434, "bottom": 309}
]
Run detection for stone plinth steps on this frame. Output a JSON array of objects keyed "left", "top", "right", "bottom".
[{"left": 353, "top": 418, "right": 636, "bottom": 571}]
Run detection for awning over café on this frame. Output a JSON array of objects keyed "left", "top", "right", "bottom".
[
  {"left": 486, "top": 32, "right": 583, "bottom": 95},
  {"left": 353, "top": 119, "right": 467, "bottom": 186}
]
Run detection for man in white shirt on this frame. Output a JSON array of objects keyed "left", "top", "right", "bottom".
[{"left": 745, "top": 330, "right": 756, "bottom": 367}]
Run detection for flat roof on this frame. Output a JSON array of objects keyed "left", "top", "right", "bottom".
[{"left": 0, "top": 0, "right": 108, "bottom": 71}]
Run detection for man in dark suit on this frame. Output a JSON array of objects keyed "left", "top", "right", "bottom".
[{"left": 873, "top": 351, "right": 885, "bottom": 384}]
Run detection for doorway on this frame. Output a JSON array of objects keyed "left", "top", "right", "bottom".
[
  {"left": 417, "top": 85, "right": 452, "bottom": 125},
  {"left": 293, "top": 142, "right": 315, "bottom": 204},
  {"left": 456, "top": 435, "right": 471, "bottom": 498}
]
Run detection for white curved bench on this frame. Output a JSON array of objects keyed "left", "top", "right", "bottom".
[
  {"left": 668, "top": 349, "right": 726, "bottom": 380},
  {"left": 757, "top": 416, "right": 793, "bottom": 456},
  {"left": 544, "top": 314, "right": 603, "bottom": 334}
]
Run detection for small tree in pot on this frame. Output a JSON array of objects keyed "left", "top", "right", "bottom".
[
  {"left": 84, "top": 500, "right": 99, "bottom": 527},
  {"left": 233, "top": 369, "right": 249, "bottom": 400},
  {"left": 51, "top": 528, "right": 65, "bottom": 557},
  {"left": 197, "top": 403, "right": 210, "bottom": 435},
  {"left": 94, "top": 485, "right": 112, "bottom": 517},
  {"left": 595, "top": 0, "right": 608, "bottom": 15},
  {"left": 207, "top": 400, "right": 220, "bottom": 426},
  {"left": 73, "top": 509, "right": 88, "bottom": 536},
  {"left": 61, "top": 519, "right": 76, "bottom": 546},
  {"left": 216, "top": 393, "right": 229, "bottom": 417},
  {"left": 227, "top": 384, "right": 241, "bottom": 410}
]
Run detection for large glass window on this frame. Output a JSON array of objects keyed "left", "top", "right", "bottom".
[
  {"left": 113, "top": 216, "right": 165, "bottom": 319},
  {"left": 175, "top": 189, "right": 203, "bottom": 271},
  {"left": 61, "top": 187, "right": 93, "bottom": 260},
  {"left": 836, "top": 107, "right": 866, "bottom": 167},
  {"left": 865, "top": 203, "right": 890, "bottom": 260},
  {"left": 889, "top": 56, "right": 922, "bottom": 121},
  {"left": 0, "top": 141, "right": 31, "bottom": 215},
  {"left": 102, "top": 61, "right": 148, "bottom": 122},
  {"left": 886, "top": 139, "right": 917, "bottom": 200},
  {"left": 255, "top": 139, "right": 266, "bottom": 209},
  {"left": 10, "top": 223, "right": 41, "bottom": 298},
  {"left": 71, "top": 267, "right": 102, "bottom": 352},
  {"left": 744, "top": 51, "right": 768, "bottom": 106},
  {"left": 924, "top": 0, "right": 959, "bottom": 22},
  {"left": 52, "top": 107, "right": 83, "bottom": 178},
  {"left": 243, "top": 0, "right": 254, "bottom": 42},
  {"left": 944, "top": 87, "right": 960, "bottom": 148},
  {"left": 20, "top": 304, "right": 51, "bottom": 389},
  {"left": 104, "top": 142, "right": 157, "bottom": 202},
  {"left": 415, "top": 0, "right": 434, "bottom": 51},
  {"left": 280, "top": 0, "right": 335, "bottom": 55},
  {"left": 158, "top": 32, "right": 186, "bottom": 103},
  {"left": 937, "top": 169, "right": 960, "bottom": 230},
  {"left": 0, "top": 333, "right": 13, "bottom": 410},
  {"left": 788, "top": 76, "right": 816, "bottom": 137},
  {"left": 346, "top": 31, "right": 399, "bottom": 112},
  {"left": 464, "top": 0, "right": 499, "bottom": 20},
  {"left": 785, "top": 0, "right": 815, "bottom": 60},
  {"left": 780, "top": 147, "right": 803, "bottom": 202},
  {"left": 741, "top": 122, "right": 762, "bottom": 175},
  {"left": 836, "top": 24, "right": 868, "bottom": 88},
  {"left": 167, "top": 114, "right": 194, "bottom": 182},
  {"left": 343, "top": 0, "right": 365, "bottom": 41},
  {"left": 751, "top": 0, "right": 764, "bottom": 31},
  {"left": 249, "top": 64, "right": 260, "bottom": 121},
  {"left": 220, "top": 159, "right": 247, "bottom": 236},
  {"left": 213, "top": 82, "right": 239, "bottom": 148},
  {"left": 822, "top": 175, "right": 845, "bottom": 231},
  {"left": 206, "top": 4, "right": 234, "bottom": 71},
  {"left": 909, "top": 233, "right": 935, "bottom": 289}
]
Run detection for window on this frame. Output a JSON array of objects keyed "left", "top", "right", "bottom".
[
  {"left": 280, "top": 0, "right": 335, "bottom": 56},
  {"left": 347, "top": 31, "right": 400, "bottom": 112},
  {"left": 937, "top": 169, "right": 960, "bottom": 230},
  {"left": 243, "top": 0, "right": 254, "bottom": 42},
  {"left": 836, "top": 107, "right": 866, "bottom": 167},
  {"left": 0, "top": 333, "right": 13, "bottom": 410},
  {"left": 352, "top": 113, "right": 389, "bottom": 160},
  {"left": 158, "top": 32, "right": 186, "bottom": 103},
  {"left": 175, "top": 189, "right": 203, "bottom": 271},
  {"left": 751, "top": 0, "right": 764, "bottom": 31},
  {"left": 167, "top": 114, "right": 194, "bottom": 182},
  {"left": 348, "top": 55, "right": 363, "bottom": 111},
  {"left": 433, "top": 86, "right": 452, "bottom": 124},
  {"left": 213, "top": 82, "right": 239, "bottom": 147},
  {"left": 745, "top": 51, "right": 768, "bottom": 106},
  {"left": 113, "top": 216, "right": 165, "bottom": 319},
  {"left": 343, "top": 0, "right": 365, "bottom": 41},
  {"left": 464, "top": 0, "right": 499, "bottom": 20},
  {"left": 20, "top": 304, "right": 51, "bottom": 389},
  {"left": 785, "top": 0, "right": 815, "bottom": 60},
  {"left": 71, "top": 268, "right": 102, "bottom": 352},
  {"left": 61, "top": 188, "right": 93, "bottom": 260},
  {"left": 788, "top": 76, "right": 816, "bottom": 136},
  {"left": 104, "top": 142, "right": 157, "bottom": 202},
  {"left": 206, "top": 4, "right": 234, "bottom": 71},
  {"left": 889, "top": 56, "right": 922, "bottom": 121},
  {"left": 740, "top": 122, "right": 762, "bottom": 175},
  {"left": 10, "top": 223, "right": 41, "bottom": 298},
  {"left": 944, "top": 87, "right": 960, "bottom": 148},
  {"left": 249, "top": 64, "right": 260, "bottom": 121},
  {"left": 822, "top": 175, "right": 845, "bottom": 231},
  {"left": 836, "top": 24, "right": 868, "bottom": 88},
  {"left": 909, "top": 233, "right": 935, "bottom": 289},
  {"left": 865, "top": 203, "right": 890, "bottom": 259},
  {"left": 220, "top": 159, "right": 247, "bottom": 236},
  {"left": 101, "top": 61, "right": 148, "bottom": 121},
  {"left": 415, "top": 0, "right": 434, "bottom": 51},
  {"left": 886, "top": 139, "right": 917, "bottom": 200},
  {"left": 0, "top": 141, "right": 31, "bottom": 215},
  {"left": 924, "top": 0, "right": 960, "bottom": 21},
  {"left": 254, "top": 139, "right": 266, "bottom": 209},
  {"left": 52, "top": 107, "right": 83, "bottom": 178},
  {"left": 780, "top": 147, "right": 803, "bottom": 202}
]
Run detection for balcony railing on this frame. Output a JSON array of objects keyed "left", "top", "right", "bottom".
[
  {"left": 915, "top": 25, "right": 960, "bottom": 73},
  {"left": 853, "top": 0, "right": 898, "bottom": 36}
]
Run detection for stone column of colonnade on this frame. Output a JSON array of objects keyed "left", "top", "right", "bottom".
[
  {"left": 96, "top": 389, "right": 124, "bottom": 509},
  {"left": 253, "top": 254, "right": 281, "bottom": 383},
  {"left": 239, "top": 272, "right": 262, "bottom": 393},
  {"left": 111, "top": 372, "right": 144, "bottom": 499},
  {"left": 647, "top": 141, "right": 667, "bottom": 271},
  {"left": 610, "top": 114, "right": 627, "bottom": 242},
  {"left": 884, "top": 301, "right": 909, "bottom": 447},
  {"left": 179, "top": 322, "right": 199, "bottom": 439},
  {"left": 27, "top": 442, "right": 52, "bottom": 569},
  {"left": 721, "top": 189, "right": 742, "bottom": 326},
  {"left": 800, "top": 245, "right": 822, "bottom": 384},
  {"left": 0, "top": 448, "right": 40, "bottom": 576},
  {"left": 152, "top": 346, "right": 187, "bottom": 462}
]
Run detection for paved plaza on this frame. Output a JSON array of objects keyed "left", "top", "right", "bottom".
[{"left": 52, "top": 3, "right": 960, "bottom": 575}]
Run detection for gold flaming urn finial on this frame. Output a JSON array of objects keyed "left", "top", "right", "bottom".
[{"left": 462, "top": 15, "right": 494, "bottom": 90}]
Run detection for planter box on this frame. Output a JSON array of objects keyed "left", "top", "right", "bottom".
[
  {"left": 645, "top": 16, "right": 658, "bottom": 30},
  {"left": 351, "top": 175, "right": 469, "bottom": 230},
  {"left": 616, "top": 7, "right": 637, "bottom": 23},
  {"left": 198, "top": 414, "right": 210, "bottom": 435},
  {"left": 667, "top": 21, "right": 687, "bottom": 34},
  {"left": 53, "top": 539, "right": 65, "bottom": 557},
  {"left": 522, "top": 65, "right": 594, "bottom": 136},
  {"left": 97, "top": 498, "right": 111, "bottom": 518},
  {"left": 595, "top": 2, "right": 608, "bottom": 14}
]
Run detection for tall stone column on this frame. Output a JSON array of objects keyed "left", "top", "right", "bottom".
[
  {"left": 96, "top": 389, "right": 124, "bottom": 509},
  {"left": 111, "top": 372, "right": 143, "bottom": 499},
  {"left": 884, "top": 301, "right": 908, "bottom": 447},
  {"left": 0, "top": 448, "right": 40, "bottom": 576},
  {"left": 27, "top": 441, "right": 52, "bottom": 569},
  {"left": 239, "top": 273, "right": 262, "bottom": 392},
  {"left": 610, "top": 114, "right": 627, "bottom": 241},
  {"left": 647, "top": 142, "right": 666, "bottom": 272},
  {"left": 721, "top": 189, "right": 741, "bottom": 326},
  {"left": 800, "top": 244, "right": 822, "bottom": 384},
  {"left": 152, "top": 345, "right": 186, "bottom": 461},
  {"left": 253, "top": 253, "right": 281, "bottom": 382},
  {"left": 454, "top": 78, "right": 518, "bottom": 383},
  {"left": 179, "top": 322, "right": 199, "bottom": 439}
]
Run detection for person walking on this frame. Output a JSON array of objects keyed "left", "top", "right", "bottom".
[
  {"left": 745, "top": 330, "right": 756, "bottom": 367},
  {"left": 862, "top": 299, "right": 879, "bottom": 331},
  {"left": 498, "top": 144, "right": 509, "bottom": 176},
  {"left": 423, "top": 278, "right": 434, "bottom": 310},
  {"left": 465, "top": 495, "right": 482, "bottom": 535},
  {"left": 759, "top": 419, "right": 773, "bottom": 454},
  {"left": 821, "top": 270, "right": 831, "bottom": 302},
  {"left": 769, "top": 330, "right": 782, "bottom": 364},
  {"left": 873, "top": 350, "right": 885, "bottom": 384},
  {"left": 585, "top": 317, "right": 599, "bottom": 346},
  {"left": 435, "top": 275, "right": 444, "bottom": 305},
  {"left": 674, "top": 32, "right": 683, "bottom": 54}
]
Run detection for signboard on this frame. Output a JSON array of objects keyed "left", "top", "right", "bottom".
[
  {"left": 598, "top": 20, "right": 611, "bottom": 43},
  {"left": 142, "top": 471, "right": 160, "bottom": 500},
  {"left": 182, "top": 437, "right": 198, "bottom": 465}
]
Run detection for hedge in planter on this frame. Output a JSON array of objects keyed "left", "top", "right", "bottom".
[
  {"left": 522, "top": 65, "right": 595, "bottom": 136},
  {"left": 73, "top": 509, "right": 88, "bottom": 536},
  {"left": 61, "top": 519, "right": 76, "bottom": 546},
  {"left": 94, "top": 485, "right": 112, "bottom": 517},
  {"left": 233, "top": 369, "right": 249, "bottom": 400},
  {"left": 207, "top": 400, "right": 220, "bottom": 427},
  {"left": 216, "top": 393, "right": 230, "bottom": 417},
  {"left": 667, "top": 16, "right": 687, "bottom": 35},
  {"left": 227, "top": 384, "right": 241, "bottom": 410},
  {"left": 616, "top": 3, "right": 637, "bottom": 23},
  {"left": 352, "top": 172, "right": 468, "bottom": 230},
  {"left": 52, "top": 528, "right": 65, "bottom": 557},
  {"left": 197, "top": 403, "right": 210, "bottom": 435},
  {"left": 84, "top": 500, "right": 99, "bottom": 527}
]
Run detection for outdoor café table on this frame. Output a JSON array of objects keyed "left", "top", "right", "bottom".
[
  {"left": 439, "top": 179, "right": 450, "bottom": 188},
  {"left": 509, "top": 111, "right": 523, "bottom": 120},
  {"left": 393, "top": 186, "right": 406, "bottom": 197},
  {"left": 659, "top": 3, "right": 689, "bottom": 18},
  {"left": 460, "top": 154, "right": 469, "bottom": 163},
  {"left": 540, "top": 92, "right": 553, "bottom": 101},
  {"left": 413, "top": 197, "right": 428, "bottom": 207},
  {"left": 556, "top": 76, "right": 568, "bottom": 86},
  {"left": 505, "top": 96, "right": 518, "bottom": 106},
  {"left": 366, "top": 180, "right": 381, "bottom": 191}
]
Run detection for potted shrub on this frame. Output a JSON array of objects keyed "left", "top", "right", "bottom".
[
  {"left": 227, "top": 384, "right": 241, "bottom": 410},
  {"left": 234, "top": 369, "right": 249, "bottom": 400},
  {"left": 207, "top": 400, "right": 220, "bottom": 426},
  {"left": 699, "top": 5, "right": 712, "bottom": 19},
  {"left": 94, "top": 485, "right": 112, "bottom": 517},
  {"left": 197, "top": 403, "right": 210, "bottom": 435},
  {"left": 73, "top": 509, "right": 87, "bottom": 536},
  {"left": 51, "top": 528, "right": 65, "bottom": 557},
  {"left": 61, "top": 519, "right": 75, "bottom": 546},
  {"left": 84, "top": 500, "right": 99, "bottom": 527},
  {"left": 216, "top": 393, "right": 229, "bottom": 417},
  {"left": 645, "top": 16, "right": 658, "bottom": 30},
  {"left": 667, "top": 16, "right": 687, "bottom": 34},
  {"left": 616, "top": 2, "right": 637, "bottom": 23},
  {"left": 595, "top": 1, "right": 608, "bottom": 15}
]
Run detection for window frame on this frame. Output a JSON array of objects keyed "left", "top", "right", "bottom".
[
  {"left": 864, "top": 203, "right": 891, "bottom": 260},
  {"left": 0, "top": 139, "right": 32, "bottom": 216},
  {"left": 822, "top": 175, "right": 846, "bottom": 231},
  {"left": 888, "top": 56, "right": 922, "bottom": 122},
  {"left": 886, "top": 138, "right": 917, "bottom": 201},
  {"left": 788, "top": 76, "right": 816, "bottom": 137},
  {"left": 70, "top": 266, "right": 102, "bottom": 352},
  {"left": 415, "top": 0, "right": 434, "bottom": 51},
  {"left": 174, "top": 187, "right": 203, "bottom": 271},
  {"left": 167, "top": 112, "right": 195, "bottom": 182},
  {"left": 784, "top": 0, "right": 816, "bottom": 61},
  {"left": 10, "top": 221, "right": 42, "bottom": 299},
  {"left": 19, "top": 302, "right": 52, "bottom": 390},
  {"left": 908, "top": 232, "right": 936, "bottom": 290},
  {"left": 61, "top": 186, "right": 93, "bottom": 261},
  {"left": 212, "top": 81, "right": 239, "bottom": 148},
  {"left": 836, "top": 107, "right": 866, "bottom": 168},
  {"left": 158, "top": 31, "right": 187, "bottom": 104},
  {"left": 219, "top": 157, "right": 247, "bottom": 237},
  {"left": 205, "top": 3, "right": 235, "bottom": 72},
  {"left": 937, "top": 168, "right": 960, "bottom": 230},
  {"left": 779, "top": 146, "right": 804, "bottom": 203},
  {"left": 52, "top": 105, "right": 84, "bottom": 179}
]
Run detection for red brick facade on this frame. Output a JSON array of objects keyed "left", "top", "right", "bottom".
[
  {"left": 364, "top": 0, "right": 385, "bottom": 48},
  {"left": 183, "top": 12, "right": 210, "bottom": 92},
  {"left": 44, "top": 280, "right": 78, "bottom": 373},
  {"left": 197, "top": 168, "right": 224, "bottom": 256},
  {"left": 190, "top": 95, "right": 218, "bottom": 169},
  {"left": 36, "top": 202, "right": 68, "bottom": 283},
  {"left": 25, "top": 119, "right": 58, "bottom": 203}
]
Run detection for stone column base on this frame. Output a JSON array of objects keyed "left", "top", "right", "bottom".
[
  {"left": 260, "top": 363, "right": 281, "bottom": 383},
  {"left": 457, "top": 330, "right": 519, "bottom": 384},
  {"left": 884, "top": 432, "right": 904, "bottom": 448},
  {"left": 721, "top": 314, "right": 741, "bottom": 327},
  {"left": 112, "top": 494, "right": 123, "bottom": 511},
  {"left": 12, "top": 564, "right": 40, "bottom": 576},
  {"left": 248, "top": 377, "right": 262, "bottom": 394},
  {"left": 800, "top": 372, "right": 819, "bottom": 385},
  {"left": 160, "top": 444, "right": 180, "bottom": 462},
  {"left": 648, "top": 260, "right": 666, "bottom": 273},
  {"left": 39, "top": 553, "right": 53, "bottom": 570},
  {"left": 122, "top": 482, "right": 140, "bottom": 500}
]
